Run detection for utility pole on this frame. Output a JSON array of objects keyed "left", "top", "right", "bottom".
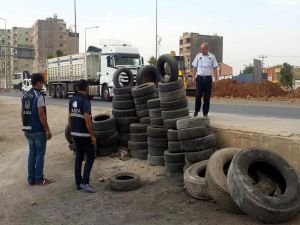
[
  {"left": 259, "top": 55, "right": 267, "bottom": 70},
  {"left": 155, "top": 0, "right": 158, "bottom": 60}
]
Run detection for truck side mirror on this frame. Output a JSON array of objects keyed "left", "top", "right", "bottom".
[{"left": 106, "top": 56, "right": 111, "bottom": 67}]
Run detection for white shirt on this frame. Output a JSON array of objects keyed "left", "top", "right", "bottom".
[{"left": 192, "top": 52, "right": 218, "bottom": 76}]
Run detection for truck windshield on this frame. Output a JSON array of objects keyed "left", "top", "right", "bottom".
[{"left": 115, "top": 56, "right": 140, "bottom": 67}]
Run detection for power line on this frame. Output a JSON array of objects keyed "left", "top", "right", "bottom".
[{"left": 259, "top": 54, "right": 267, "bottom": 68}]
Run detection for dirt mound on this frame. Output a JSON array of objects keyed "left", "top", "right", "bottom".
[{"left": 212, "top": 79, "right": 287, "bottom": 98}]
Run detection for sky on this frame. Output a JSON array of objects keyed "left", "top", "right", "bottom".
[{"left": 1, "top": 0, "right": 300, "bottom": 74}]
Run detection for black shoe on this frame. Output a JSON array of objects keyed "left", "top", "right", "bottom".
[
  {"left": 203, "top": 114, "right": 208, "bottom": 117},
  {"left": 194, "top": 111, "right": 198, "bottom": 117}
]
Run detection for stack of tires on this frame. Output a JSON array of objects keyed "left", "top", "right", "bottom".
[
  {"left": 147, "top": 98, "right": 163, "bottom": 126},
  {"left": 128, "top": 123, "right": 148, "bottom": 160},
  {"left": 92, "top": 114, "right": 119, "bottom": 156},
  {"left": 131, "top": 82, "right": 157, "bottom": 125},
  {"left": 164, "top": 129, "right": 185, "bottom": 173},
  {"left": 112, "top": 67, "right": 138, "bottom": 148},
  {"left": 159, "top": 79, "right": 190, "bottom": 130},
  {"left": 147, "top": 125, "right": 168, "bottom": 166},
  {"left": 177, "top": 117, "right": 216, "bottom": 167}
]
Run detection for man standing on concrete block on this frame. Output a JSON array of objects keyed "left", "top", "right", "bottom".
[{"left": 192, "top": 42, "right": 218, "bottom": 117}]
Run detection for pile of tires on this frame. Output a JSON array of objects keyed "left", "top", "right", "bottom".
[
  {"left": 92, "top": 114, "right": 119, "bottom": 156},
  {"left": 128, "top": 123, "right": 148, "bottom": 160},
  {"left": 147, "top": 125, "right": 168, "bottom": 166},
  {"left": 131, "top": 82, "right": 157, "bottom": 125},
  {"left": 112, "top": 69, "right": 137, "bottom": 148},
  {"left": 158, "top": 79, "right": 190, "bottom": 130},
  {"left": 164, "top": 129, "right": 185, "bottom": 173},
  {"left": 177, "top": 117, "right": 216, "bottom": 167},
  {"left": 147, "top": 98, "right": 163, "bottom": 126}
]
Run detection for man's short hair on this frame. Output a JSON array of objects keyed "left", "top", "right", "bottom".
[
  {"left": 77, "top": 79, "right": 89, "bottom": 91},
  {"left": 201, "top": 42, "right": 209, "bottom": 48},
  {"left": 31, "top": 73, "right": 44, "bottom": 85}
]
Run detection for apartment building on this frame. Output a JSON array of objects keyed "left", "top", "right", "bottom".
[
  {"left": 179, "top": 32, "right": 223, "bottom": 74},
  {"left": 32, "top": 15, "right": 79, "bottom": 72}
]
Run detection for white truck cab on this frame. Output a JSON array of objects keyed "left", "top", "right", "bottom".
[{"left": 22, "top": 78, "right": 47, "bottom": 95}]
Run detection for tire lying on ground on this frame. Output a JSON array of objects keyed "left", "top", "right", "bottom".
[
  {"left": 136, "top": 65, "right": 162, "bottom": 85},
  {"left": 160, "top": 97, "right": 188, "bottom": 112},
  {"left": 185, "top": 148, "right": 215, "bottom": 163},
  {"left": 131, "top": 82, "right": 156, "bottom": 98},
  {"left": 177, "top": 117, "right": 210, "bottom": 129},
  {"left": 159, "top": 88, "right": 186, "bottom": 102},
  {"left": 156, "top": 54, "right": 179, "bottom": 83},
  {"left": 92, "top": 114, "right": 115, "bottom": 131},
  {"left": 113, "top": 68, "right": 134, "bottom": 88},
  {"left": 178, "top": 127, "right": 209, "bottom": 140},
  {"left": 205, "top": 148, "right": 243, "bottom": 214},
  {"left": 158, "top": 79, "right": 183, "bottom": 92},
  {"left": 184, "top": 160, "right": 211, "bottom": 200},
  {"left": 227, "top": 147, "right": 300, "bottom": 224},
  {"left": 110, "top": 172, "right": 141, "bottom": 191},
  {"left": 147, "top": 98, "right": 160, "bottom": 109},
  {"left": 181, "top": 134, "right": 216, "bottom": 152},
  {"left": 97, "top": 145, "right": 118, "bottom": 157}
]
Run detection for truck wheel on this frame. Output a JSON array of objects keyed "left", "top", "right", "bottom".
[
  {"left": 102, "top": 85, "right": 111, "bottom": 101},
  {"left": 113, "top": 68, "right": 134, "bottom": 88},
  {"left": 156, "top": 54, "right": 179, "bottom": 83},
  {"left": 56, "top": 85, "right": 62, "bottom": 98},
  {"left": 61, "top": 84, "right": 68, "bottom": 98},
  {"left": 51, "top": 84, "right": 57, "bottom": 98}
]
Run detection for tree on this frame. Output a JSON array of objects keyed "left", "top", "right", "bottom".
[
  {"left": 47, "top": 54, "right": 54, "bottom": 59},
  {"left": 242, "top": 64, "right": 254, "bottom": 74},
  {"left": 279, "top": 63, "right": 294, "bottom": 91},
  {"left": 56, "top": 49, "right": 64, "bottom": 57},
  {"left": 148, "top": 56, "right": 157, "bottom": 66}
]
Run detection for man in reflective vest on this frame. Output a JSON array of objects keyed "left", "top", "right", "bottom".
[
  {"left": 21, "top": 73, "right": 53, "bottom": 185},
  {"left": 68, "top": 79, "right": 96, "bottom": 193}
]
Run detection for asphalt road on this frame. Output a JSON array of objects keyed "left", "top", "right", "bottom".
[{"left": 1, "top": 91, "right": 300, "bottom": 119}]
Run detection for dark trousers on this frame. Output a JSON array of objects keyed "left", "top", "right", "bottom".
[
  {"left": 74, "top": 138, "right": 95, "bottom": 187},
  {"left": 195, "top": 76, "right": 212, "bottom": 115}
]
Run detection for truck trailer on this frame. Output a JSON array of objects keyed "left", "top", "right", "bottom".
[{"left": 47, "top": 43, "right": 143, "bottom": 100}]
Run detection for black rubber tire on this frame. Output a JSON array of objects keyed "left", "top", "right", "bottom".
[
  {"left": 178, "top": 127, "right": 209, "bottom": 140},
  {"left": 177, "top": 117, "right": 210, "bottom": 129},
  {"left": 205, "top": 147, "right": 242, "bottom": 214},
  {"left": 167, "top": 129, "right": 179, "bottom": 141},
  {"left": 160, "top": 97, "right": 188, "bottom": 111},
  {"left": 156, "top": 54, "right": 178, "bottom": 83},
  {"left": 128, "top": 141, "right": 148, "bottom": 151},
  {"left": 115, "top": 117, "right": 138, "bottom": 126},
  {"left": 168, "top": 141, "right": 182, "bottom": 153},
  {"left": 184, "top": 160, "right": 211, "bottom": 200},
  {"left": 165, "top": 162, "right": 184, "bottom": 173},
  {"left": 97, "top": 131, "right": 119, "bottom": 146},
  {"left": 110, "top": 172, "right": 141, "bottom": 191},
  {"left": 94, "top": 127, "right": 116, "bottom": 139},
  {"left": 56, "top": 84, "right": 63, "bottom": 98},
  {"left": 161, "top": 107, "right": 190, "bottom": 120},
  {"left": 65, "top": 125, "right": 73, "bottom": 144},
  {"left": 112, "top": 108, "right": 136, "bottom": 118},
  {"left": 101, "top": 84, "right": 111, "bottom": 101},
  {"left": 112, "top": 100, "right": 134, "bottom": 110},
  {"left": 113, "top": 94, "right": 132, "bottom": 101},
  {"left": 117, "top": 124, "right": 130, "bottom": 133},
  {"left": 159, "top": 88, "right": 186, "bottom": 102},
  {"left": 164, "top": 116, "right": 191, "bottom": 129},
  {"left": 136, "top": 65, "right": 161, "bottom": 85},
  {"left": 181, "top": 134, "right": 216, "bottom": 152},
  {"left": 158, "top": 79, "right": 183, "bottom": 92},
  {"left": 148, "top": 154, "right": 165, "bottom": 166},
  {"left": 139, "top": 117, "right": 150, "bottom": 124},
  {"left": 134, "top": 92, "right": 156, "bottom": 105},
  {"left": 113, "top": 86, "right": 132, "bottom": 95},
  {"left": 147, "top": 125, "right": 168, "bottom": 138},
  {"left": 131, "top": 82, "right": 156, "bottom": 98},
  {"left": 130, "top": 133, "right": 148, "bottom": 142},
  {"left": 147, "top": 136, "right": 168, "bottom": 148},
  {"left": 150, "top": 117, "right": 164, "bottom": 126},
  {"left": 51, "top": 84, "right": 57, "bottom": 98},
  {"left": 148, "top": 145, "right": 166, "bottom": 156},
  {"left": 149, "top": 108, "right": 161, "bottom": 118},
  {"left": 147, "top": 98, "right": 160, "bottom": 109},
  {"left": 164, "top": 150, "right": 185, "bottom": 163},
  {"left": 135, "top": 149, "right": 148, "bottom": 160},
  {"left": 130, "top": 123, "right": 148, "bottom": 133},
  {"left": 113, "top": 68, "right": 134, "bottom": 88},
  {"left": 136, "top": 109, "right": 149, "bottom": 118},
  {"left": 227, "top": 147, "right": 300, "bottom": 223},
  {"left": 92, "top": 114, "right": 115, "bottom": 131},
  {"left": 61, "top": 83, "right": 68, "bottom": 98},
  {"left": 97, "top": 145, "right": 118, "bottom": 157},
  {"left": 135, "top": 103, "right": 148, "bottom": 111},
  {"left": 185, "top": 148, "right": 215, "bottom": 163}
]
